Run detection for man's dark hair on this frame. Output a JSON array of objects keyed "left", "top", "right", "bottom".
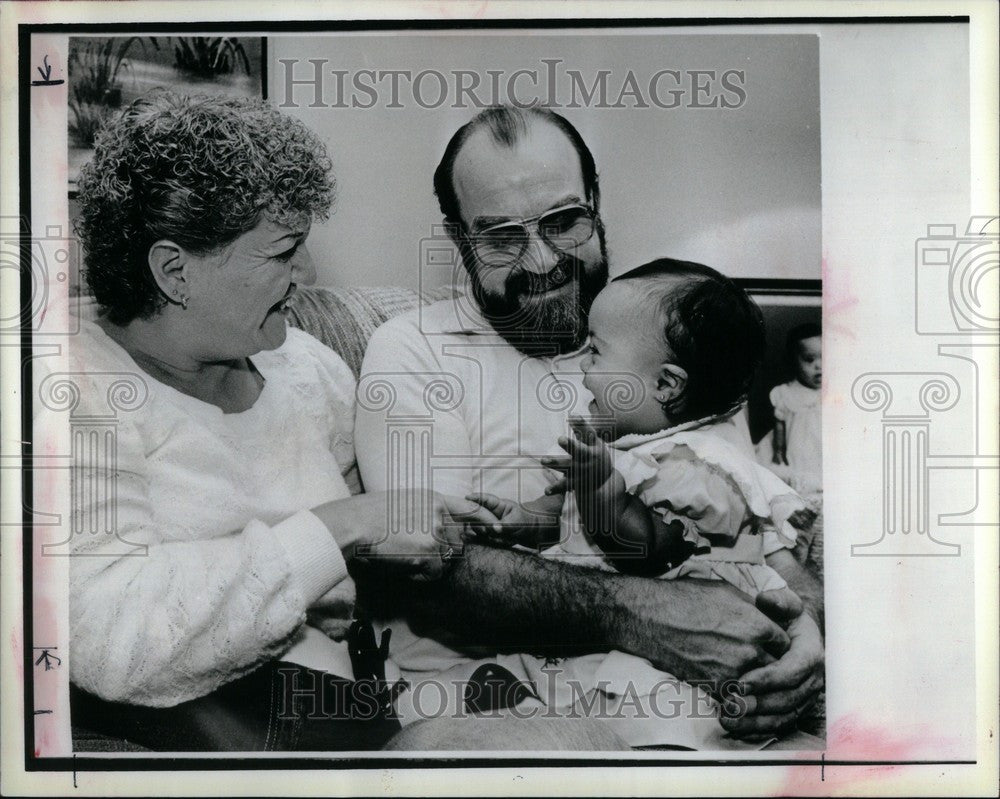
[
  {"left": 786, "top": 321, "right": 822, "bottom": 359},
  {"left": 612, "top": 258, "right": 766, "bottom": 421},
  {"left": 433, "top": 106, "right": 600, "bottom": 228}
]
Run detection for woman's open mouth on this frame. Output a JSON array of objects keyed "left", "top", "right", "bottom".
[{"left": 268, "top": 287, "right": 297, "bottom": 316}]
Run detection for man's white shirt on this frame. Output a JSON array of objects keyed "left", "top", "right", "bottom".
[{"left": 355, "top": 293, "right": 591, "bottom": 503}]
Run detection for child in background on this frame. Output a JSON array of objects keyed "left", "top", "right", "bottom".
[{"left": 756, "top": 323, "right": 823, "bottom": 497}]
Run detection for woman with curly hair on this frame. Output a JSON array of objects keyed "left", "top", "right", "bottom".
[{"left": 57, "top": 90, "right": 516, "bottom": 751}]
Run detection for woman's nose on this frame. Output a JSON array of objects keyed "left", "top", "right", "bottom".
[{"left": 292, "top": 245, "right": 317, "bottom": 286}]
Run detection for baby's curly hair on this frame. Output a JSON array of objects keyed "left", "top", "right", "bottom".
[
  {"left": 613, "top": 258, "right": 766, "bottom": 421},
  {"left": 76, "top": 90, "right": 335, "bottom": 324}
]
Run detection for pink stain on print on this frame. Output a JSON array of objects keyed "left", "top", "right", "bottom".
[{"left": 775, "top": 714, "right": 955, "bottom": 796}]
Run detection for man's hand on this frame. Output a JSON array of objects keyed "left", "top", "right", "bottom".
[
  {"left": 788, "top": 507, "right": 819, "bottom": 531},
  {"left": 720, "top": 612, "right": 824, "bottom": 739},
  {"left": 616, "top": 578, "right": 798, "bottom": 686}
]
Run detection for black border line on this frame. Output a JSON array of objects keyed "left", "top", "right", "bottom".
[
  {"left": 260, "top": 35, "right": 268, "bottom": 100},
  {"left": 20, "top": 19, "right": 35, "bottom": 769},
  {"left": 18, "top": 16, "right": 969, "bottom": 34},
  {"left": 736, "top": 278, "right": 821, "bottom": 296},
  {"left": 29, "top": 756, "right": 981, "bottom": 771},
  {"left": 19, "top": 15, "right": 973, "bottom": 774}
]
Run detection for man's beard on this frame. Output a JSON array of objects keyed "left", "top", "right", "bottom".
[{"left": 467, "top": 234, "right": 610, "bottom": 357}]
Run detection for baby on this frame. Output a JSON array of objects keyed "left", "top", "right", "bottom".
[
  {"left": 470, "top": 258, "right": 812, "bottom": 608},
  {"left": 385, "top": 259, "right": 818, "bottom": 747},
  {"left": 756, "top": 322, "right": 823, "bottom": 497}
]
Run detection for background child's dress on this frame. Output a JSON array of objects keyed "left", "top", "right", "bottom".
[{"left": 756, "top": 380, "right": 822, "bottom": 496}]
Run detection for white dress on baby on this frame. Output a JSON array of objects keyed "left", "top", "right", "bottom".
[{"left": 548, "top": 414, "right": 805, "bottom": 599}]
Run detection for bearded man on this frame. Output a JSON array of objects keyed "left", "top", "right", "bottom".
[{"left": 354, "top": 106, "right": 822, "bottom": 745}]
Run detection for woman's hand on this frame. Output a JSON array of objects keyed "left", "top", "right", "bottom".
[{"left": 314, "top": 491, "right": 502, "bottom": 581}]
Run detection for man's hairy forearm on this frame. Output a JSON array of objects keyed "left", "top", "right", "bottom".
[
  {"left": 353, "top": 542, "right": 790, "bottom": 685},
  {"left": 356, "top": 544, "right": 620, "bottom": 655}
]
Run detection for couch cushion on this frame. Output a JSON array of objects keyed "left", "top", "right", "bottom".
[{"left": 286, "top": 285, "right": 459, "bottom": 378}]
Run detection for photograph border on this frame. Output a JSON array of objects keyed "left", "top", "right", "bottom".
[{"left": 3, "top": 5, "right": 995, "bottom": 795}]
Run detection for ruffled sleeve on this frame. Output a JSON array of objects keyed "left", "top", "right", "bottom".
[
  {"left": 770, "top": 383, "right": 793, "bottom": 422},
  {"left": 771, "top": 380, "right": 820, "bottom": 418},
  {"left": 610, "top": 448, "right": 659, "bottom": 493},
  {"left": 620, "top": 430, "right": 807, "bottom": 553},
  {"left": 613, "top": 446, "right": 750, "bottom": 552}
]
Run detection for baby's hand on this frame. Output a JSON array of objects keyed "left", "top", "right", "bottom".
[
  {"left": 542, "top": 421, "right": 616, "bottom": 494},
  {"left": 465, "top": 493, "right": 559, "bottom": 550}
]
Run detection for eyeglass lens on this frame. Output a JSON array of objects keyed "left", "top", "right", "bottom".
[{"left": 474, "top": 206, "right": 594, "bottom": 264}]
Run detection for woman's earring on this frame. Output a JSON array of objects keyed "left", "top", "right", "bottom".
[{"left": 180, "top": 295, "right": 189, "bottom": 310}]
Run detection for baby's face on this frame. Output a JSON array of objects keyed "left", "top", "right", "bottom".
[
  {"left": 795, "top": 335, "right": 822, "bottom": 389},
  {"left": 579, "top": 282, "right": 675, "bottom": 437}
]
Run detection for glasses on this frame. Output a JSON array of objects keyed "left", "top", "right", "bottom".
[{"left": 467, "top": 204, "right": 597, "bottom": 268}]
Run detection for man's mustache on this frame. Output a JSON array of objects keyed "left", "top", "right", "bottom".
[{"left": 504, "top": 255, "right": 577, "bottom": 302}]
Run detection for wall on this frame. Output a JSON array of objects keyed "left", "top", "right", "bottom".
[{"left": 268, "top": 32, "right": 821, "bottom": 289}]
